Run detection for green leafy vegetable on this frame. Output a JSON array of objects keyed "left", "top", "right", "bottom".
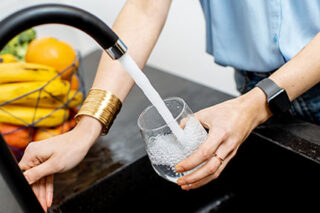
[{"left": 0, "top": 29, "right": 36, "bottom": 61}]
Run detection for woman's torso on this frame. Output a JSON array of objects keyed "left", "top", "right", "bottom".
[{"left": 200, "top": 0, "right": 320, "bottom": 72}]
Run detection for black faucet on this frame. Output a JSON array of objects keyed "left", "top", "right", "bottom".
[{"left": 0, "top": 4, "right": 128, "bottom": 213}]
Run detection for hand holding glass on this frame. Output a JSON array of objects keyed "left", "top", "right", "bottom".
[{"left": 137, "top": 97, "right": 208, "bottom": 183}]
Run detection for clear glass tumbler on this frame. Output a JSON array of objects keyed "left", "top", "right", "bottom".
[{"left": 137, "top": 97, "right": 208, "bottom": 183}]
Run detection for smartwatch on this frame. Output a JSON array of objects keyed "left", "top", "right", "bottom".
[{"left": 256, "top": 78, "right": 291, "bottom": 115}]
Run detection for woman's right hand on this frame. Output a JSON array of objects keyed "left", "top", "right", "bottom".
[{"left": 18, "top": 116, "right": 102, "bottom": 211}]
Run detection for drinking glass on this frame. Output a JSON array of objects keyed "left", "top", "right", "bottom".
[{"left": 137, "top": 97, "right": 208, "bottom": 183}]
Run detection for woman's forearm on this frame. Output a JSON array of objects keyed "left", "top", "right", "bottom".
[
  {"left": 243, "top": 33, "right": 320, "bottom": 125},
  {"left": 92, "top": 0, "right": 172, "bottom": 101},
  {"left": 270, "top": 33, "right": 320, "bottom": 101}
]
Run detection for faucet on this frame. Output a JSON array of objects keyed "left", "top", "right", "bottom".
[{"left": 0, "top": 4, "right": 128, "bottom": 212}]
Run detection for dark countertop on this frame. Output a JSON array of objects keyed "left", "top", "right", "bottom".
[{"left": 52, "top": 50, "right": 320, "bottom": 208}]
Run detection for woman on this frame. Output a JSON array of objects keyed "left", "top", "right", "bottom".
[{"left": 18, "top": 0, "right": 320, "bottom": 211}]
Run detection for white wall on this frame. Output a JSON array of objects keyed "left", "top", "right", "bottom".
[{"left": 0, "top": 0, "right": 238, "bottom": 96}]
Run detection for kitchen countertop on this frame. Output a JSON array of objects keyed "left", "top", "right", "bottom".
[{"left": 48, "top": 50, "right": 320, "bottom": 210}]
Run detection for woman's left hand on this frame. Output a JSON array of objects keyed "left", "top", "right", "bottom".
[{"left": 176, "top": 87, "right": 272, "bottom": 190}]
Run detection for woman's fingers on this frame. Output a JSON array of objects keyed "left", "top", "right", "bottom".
[
  {"left": 181, "top": 172, "right": 215, "bottom": 190},
  {"left": 179, "top": 117, "right": 188, "bottom": 129},
  {"left": 32, "top": 181, "right": 47, "bottom": 212},
  {"left": 46, "top": 176, "right": 54, "bottom": 206},
  {"left": 180, "top": 147, "right": 238, "bottom": 190},
  {"left": 19, "top": 152, "right": 40, "bottom": 171},
  {"left": 46, "top": 175, "right": 54, "bottom": 208},
  {"left": 214, "top": 139, "right": 237, "bottom": 163},
  {"left": 23, "top": 159, "right": 58, "bottom": 185},
  {"left": 194, "top": 110, "right": 211, "bottom": 129},
  {"left": 32, "top": 182, "right": 40, "bottom": 201},
  {"left": 180, "top": 114, "right": 209, "bottom": 130},
  {"left": 31, "top": 176, "right": 53, "bottom": 212},
  {"left": 18, "top": 142, "right": 49, "bottom": 170},
  {"left": 39, "top": 178, "right": 47, "bottom": 211},
  {"left": 175, "top": 110, "right": 213, "bottom": 172},
  {"left": 177, "top": 139, "right": 238, "bottom": 185},
  {"left": 177, "top": 153, "right": 221, "bottom": 185},
  {"left": 175, "top": 131, "right": 224, "bottom": 172}
]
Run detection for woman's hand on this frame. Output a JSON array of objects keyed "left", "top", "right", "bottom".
[
  {"left": 18, "top": 116, "right": 102, "bottom": 211},
  {"left": 176, "top": 88, "right": 272, "bottom": 190}
]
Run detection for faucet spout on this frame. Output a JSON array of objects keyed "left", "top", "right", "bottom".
[{"left": 0, "top": 4, "right": 127, "bottom": 59}]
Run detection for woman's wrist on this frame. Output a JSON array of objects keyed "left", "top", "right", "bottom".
[
  {"left": 73, "top": 115, "right": 103, "bottom": 148},
  {"left": 238, "top": 87, "right": 273, "bottom": 127},
  {"left": 75, "top": 89, "right": 122, "bottom": 135}
]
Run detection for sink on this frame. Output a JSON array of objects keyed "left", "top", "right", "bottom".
[{"left": 51, "top": 133, "right": 320, "bottom": 212}]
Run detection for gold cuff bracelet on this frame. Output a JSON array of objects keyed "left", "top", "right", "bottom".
[{"left": 74, "top": 89, "right": 122, "bottom": 135}]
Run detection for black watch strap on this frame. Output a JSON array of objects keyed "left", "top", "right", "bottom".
[{"left": 256, "top": 78, "right": 291, "bottom": 115}]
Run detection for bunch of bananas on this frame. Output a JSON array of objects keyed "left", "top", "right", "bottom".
[
  {"left": 0, "top": 33, "right": 83, "bottom": 155},
  {"left": 0, "top": 56, "right": 83, "bottom": 127}
]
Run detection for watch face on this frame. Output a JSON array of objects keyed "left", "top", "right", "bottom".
[{"left": 268, "top": 89, "right": 291, "bottom": 114}]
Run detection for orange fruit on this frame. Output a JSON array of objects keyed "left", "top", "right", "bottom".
[
  {"left": 70, "top": 74, "right": 80, "bottom": 90},
  {"left": 0, "top": 123, "right": 30, "bottom": 149},
  {"left": 25, "top": 37, "right": 78, "bottom": 80}
]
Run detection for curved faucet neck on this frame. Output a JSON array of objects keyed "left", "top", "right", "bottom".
[{"left": 0, "top": 4, "right": 127, "bottom": 59}]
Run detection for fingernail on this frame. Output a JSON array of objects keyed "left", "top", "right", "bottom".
[
  {"left": 47, "top": 194, "right": 52, "bottom": 207},
  {"left": 181, "top": 185, "right": 190, "bottom": 191},
  {"left": 175, "top": 165, "right": 184, "bottom": 172},
  {"left": 24, "top": 174, "right": 30, "bottom": 183},
  {"left": 177, "top": 178, "right": 186, "bottom": 185}
]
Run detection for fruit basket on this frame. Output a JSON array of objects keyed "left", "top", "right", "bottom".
[{"left": 0, "top": 29, "right": 85, "bottom": 160}]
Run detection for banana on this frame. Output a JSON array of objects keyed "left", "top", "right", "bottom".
[
  {"left": 67, "top": 90, "right": 83, "bottom": 108},
  {"left": 0, "top": 105, "right": 69, "bottom": 127},
  {"left": 0, "top": 80, "right": 70, "bottom": 107},
  {"left": 26, "top": 90, "right": 83, "bottom": 108},
  {"left": 0, "top": 54, "right": 18, "bottom": 63},
  {"left": 0, "top": 62, "right": 59, "bottom": 83},
  {"left": 55, "top": 90, "right": 83, "bottom": 108}
]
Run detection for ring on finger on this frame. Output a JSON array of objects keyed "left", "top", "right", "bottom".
[{"left": 212, "top": 153, "right": 224, "bottom": 165}]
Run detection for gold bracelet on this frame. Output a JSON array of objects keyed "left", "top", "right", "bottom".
[{"left": 74, "top": 89, "right": 122, "bottom": 135}]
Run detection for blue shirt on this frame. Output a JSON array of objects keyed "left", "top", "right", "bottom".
[{"left": 200, "top": 0, "right": 320, "bottom": 72}]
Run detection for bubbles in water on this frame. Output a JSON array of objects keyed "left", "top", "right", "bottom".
[{"left": 147, "top": 116, "right": 208, "bottom": 167}]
